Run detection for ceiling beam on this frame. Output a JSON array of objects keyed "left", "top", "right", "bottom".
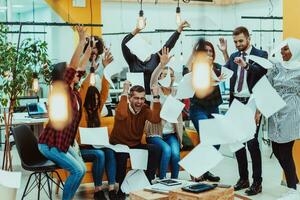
[{"left": 104, "top": 0, "right": 254, "bottom": 6}]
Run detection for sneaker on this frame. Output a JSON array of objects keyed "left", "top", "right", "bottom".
[
  {"left": 108, "top": 190, "right": 118, "bottom": 200},
  {"left": 94, "top": 190, "right": 107, "bottom": 200},
  {"left": 202, "top": 171, "right": 220, "bottom": 182},
  {"left": 277, "top": 189, "right": 300, "bottom": 200}
]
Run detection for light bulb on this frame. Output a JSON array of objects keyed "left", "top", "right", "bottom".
[
  {"left": 192, "top": 52, "right": 213, "bottom": 99},
  {"left": 90, "top": 67, "right": 96, "bottom": 86},
  {"left": 180, "top": 52, "right": 184, "bottom": 61},
  {"left": 176, "top": 7, "right": 181, "bottom": 26},
  {"left": 32, "top": 73, "right": 39, "bottom": 93},
  {"left": 138, "top": 10, "right": 145, "bottom": 29},
  {"left": 48, "top": 81, "right": 72, "bottom": 131}
]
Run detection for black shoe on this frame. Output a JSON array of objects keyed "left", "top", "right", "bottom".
[
  {"left": 234, "top": 179, "right": 250, "bottom": 191},
  {"left": 94, "top": 190, "right": 107, "bottom": 200},
  {"left": 108, "top": 190, "right": 119, "bottom": 200},
  {"left": 117, "top": 190, "right": 126, "bottom": 200},
  {"left": 203, "top": 171, "right": 220, "bottom": 182},
  {"left": 245, "top": 182, "right": 262, "bottom": 196}
]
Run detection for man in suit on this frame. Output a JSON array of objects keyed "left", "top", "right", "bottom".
[{"left": 219, "top": 26, "right": 268, "bottom": 196}]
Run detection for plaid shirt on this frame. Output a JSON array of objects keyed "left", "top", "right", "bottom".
[{"left": 39, "top": 68, "right": 85, "bottom": 152}]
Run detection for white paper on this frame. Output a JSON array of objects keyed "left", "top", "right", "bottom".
[
  {"left": 126, "top": 72, "right": 145, "bottom": 88},
  {"left": 160, "top": 96, "right": 185, "bottom": 123},
  {"left": 221, "top": 67, "right": 234, "bottom": 81},
  {"left": 0, "top": 170, "right": 22, "bottom": 189},
  {"left": 79, "top": 127, "right": 110, "bottom": 146},
  {"left": 129, "top": 149, "right": 148, "bottom": 170},
  {"left": 174, "top": 72, "right": 195, "bottom": 99},
  {"left": 179, "top": 145, "right": 223, "bottom": 178},
  {"left": 252, "top": 76, "right": 286, "bottom": 118},
  {"left": 199, "top": 100, "right": 256, "bottom": 146},
  {"left": 121, "top": 169, "right": 150, "bottom": 194},
  {"left": 169, "top": 56, "right": 183, "bottom": 73},
  {"left": 224, "top": 100, "right": 257, "bottom": 141},
  {"left": 228, "top": 142, "right": 245, "bottom": 153},
  {"left": 158, "top": 68, "right": 171, "bottom": 87},
  {"left": 93, "top": 144, "right": 130, "bottom": 153},
  {"left": 246, "top": 96, "right": 257, "bottom": 115},
  {"left": 103, "top": 64, "right": 123, "bottom": 88},
  {"left": 125, "top": 34, "right": 153, "bottom": 61},
  {"left": 199, "top": 118, "right": 234, "bottom": 145},
  {"left": 247, "top": 55, "right": 273, "bottom": 69}
]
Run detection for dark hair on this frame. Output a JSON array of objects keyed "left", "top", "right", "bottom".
[
  {"left": 182, "top": 66, "right": 189, "bottom": 76},
  {"left": 84, "top": 86, "right": 101, "bottom": 127},
  {"left": 204, "top": 41, "right": 216, "bottom": 61},
  {"left": 129, "top": 85, "right": 145, "bottom": 97},
  {"left": 51, "top": 62, "right": 67, "bottom": 82},
  {"left": 83, "top": 36, "right": 104, "bottom": 55},
  {"left": 194, "top": 38, "right": 206, "bottom": 52},
  {"left": 233, "top": 26, "right": 250, "bottom": 38}
]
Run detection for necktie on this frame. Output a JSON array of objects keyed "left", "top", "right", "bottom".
[{"left": 237, "top": 52, "right": 246, "bottom": 92}]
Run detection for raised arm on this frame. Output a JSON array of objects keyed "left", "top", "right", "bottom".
[
  {"left": 217, "top": 37, "right": 229, "bottom": 63},
  {"left": 115, "top": 81, "right": 131, "bottom": 120},
  {"left": 150, "top": 47, "right": 173, "bottom": 86},
  {"left": 69, "top": 25, "right": 87, "bottom": 70},
  {"left": 145, "top": 85, "right": 161, "bottom": 123},
  {"left": 121, "top": 20, "right": 145, "bottom": 65},
  {"left": 157, "top": 21, "right": 189, "bottom": 55}
]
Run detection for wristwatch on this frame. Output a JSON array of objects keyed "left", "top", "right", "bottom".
[{"left": 153, "top": 95, "right": 160, "bottom": 99}]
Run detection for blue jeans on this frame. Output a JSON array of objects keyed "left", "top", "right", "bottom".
[
  {"left": 146, "top": 134, "right": 180, "bottom": 179},
  {"left": 38, "top": 144, "right": 86, "bottom": 200},
  {"left": 80, "top": 148, "right": 116, "bottom": 186},
  {"left": 189, "top": 106, "right": 220, "bottom": 150}
]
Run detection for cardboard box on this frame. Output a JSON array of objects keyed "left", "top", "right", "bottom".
[{"left": 169, "top": 187, "right": 234, "bottom": 200}]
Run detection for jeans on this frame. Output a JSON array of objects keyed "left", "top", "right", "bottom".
[
  {"left": 189, "top": 105, "right": 220, "bottom": 150},
  {"left": 115, "top": 144, "right": 161, "bottom": 188},
  {"left": 81, "top": 148, "right": 116, "bottom": 186},
  {"left": 38, "top": 144, "right": 86, "bottom": 200},
  {"left": 146, "top": 134, "right": 180, "bottom": 179}
]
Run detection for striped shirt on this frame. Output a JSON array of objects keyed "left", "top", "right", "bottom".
[{"left": 267, "top": 63, "right": 300, "bottom": 143}]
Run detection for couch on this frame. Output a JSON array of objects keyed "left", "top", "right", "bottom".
[{"left": 54, "top": 116, "right": 199, "bottom": 194}]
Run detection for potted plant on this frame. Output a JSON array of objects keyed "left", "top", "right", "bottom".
[{"left": 0, "top": 23, "right": 51, "bottom": 170}]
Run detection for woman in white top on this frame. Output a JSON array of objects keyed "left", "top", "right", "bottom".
[{"left": 145, "top": 47, "right": 183, "bottom": 179}]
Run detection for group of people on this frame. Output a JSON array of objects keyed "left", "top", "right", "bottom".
[{"left": 37, "top": 19, "right": 300, "bottom": 200}]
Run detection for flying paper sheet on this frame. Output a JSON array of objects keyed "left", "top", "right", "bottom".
[
  {"left": 221, "top": 67, "right": 234, "bottom": 80},
  {"left": 121, "top": 169, "right": 150, "bottom": 194},
  {"left": 129, "top": 149, "right": 148, "bottom": 170},
  {"left": 247, "top": 55, "right": 273, "bottom": 69},
  {"left": 79, "top": 127, "right": 110, "bottom": 146},
  {"left": 160, "top": 96, "right": 185, "bottom": 123},
  {"left": 224, "top": 99, "right": 257, "bottom": 141},
  {"left": 252, "top": 76, "right": 286, "bottom": 118},
  {"left": 127, "top": 72, "right": 145, "bottom": 88},
  {"left": 168, "top": 56, "right": 183, "bottom": 73},
  {"left": 228, "top": 142, "right": 245, "bottom": 153},
  {"left": 125, "top": 34, "right": 153, "bottom": 61},
  {"left": 179, "top": 145, "right": 223, "bottom": 178},
  {"left": 0, "top": 170, "right": 22, "bottom": 189},
  {"left": 175, "top": 72, "right": 195, "bottom": 99},
  {"left": 199, "top": 100, "right": 256, "bottom": 146},
  {"left": 158, "top": 68, "right": 171, "bottom": 87},
  {"left": 94, "top": 144, "right": 130, "bottom": 153},
  {"left": 103, "top": 64, "right": 123, "bottom": 88}
]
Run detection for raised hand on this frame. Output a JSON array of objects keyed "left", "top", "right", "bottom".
[
  {"left": 217, "top": 37, "right": 227, "bottom": 52},
  {"left": 123, "top": 80, "right": 131, "bottom": 95},
  {"left": 158, "top": 47, "right": 174, "bottom": 66},
  {"left": 151, "top": 84, "right": 160, "bottom": 96},
  {"left": 102, "top": 47, "right": 114, "bottom": 68},
  {"left": 75, "top": 25, "right": 87, "bottom": 42},
  {"left": 234, "top": 57, "right": 248, "bottom": 68},
  {"left": 177, "top": 20, "right": 190, "bottom": 33}
]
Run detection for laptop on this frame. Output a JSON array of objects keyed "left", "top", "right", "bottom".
[{"left": 27, "top": 102, "right": 48, "bottom": 119}]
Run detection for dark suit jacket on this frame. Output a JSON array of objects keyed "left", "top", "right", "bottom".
[{"left": 224, "top": 46, "right": 268, "bottom": 103}]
